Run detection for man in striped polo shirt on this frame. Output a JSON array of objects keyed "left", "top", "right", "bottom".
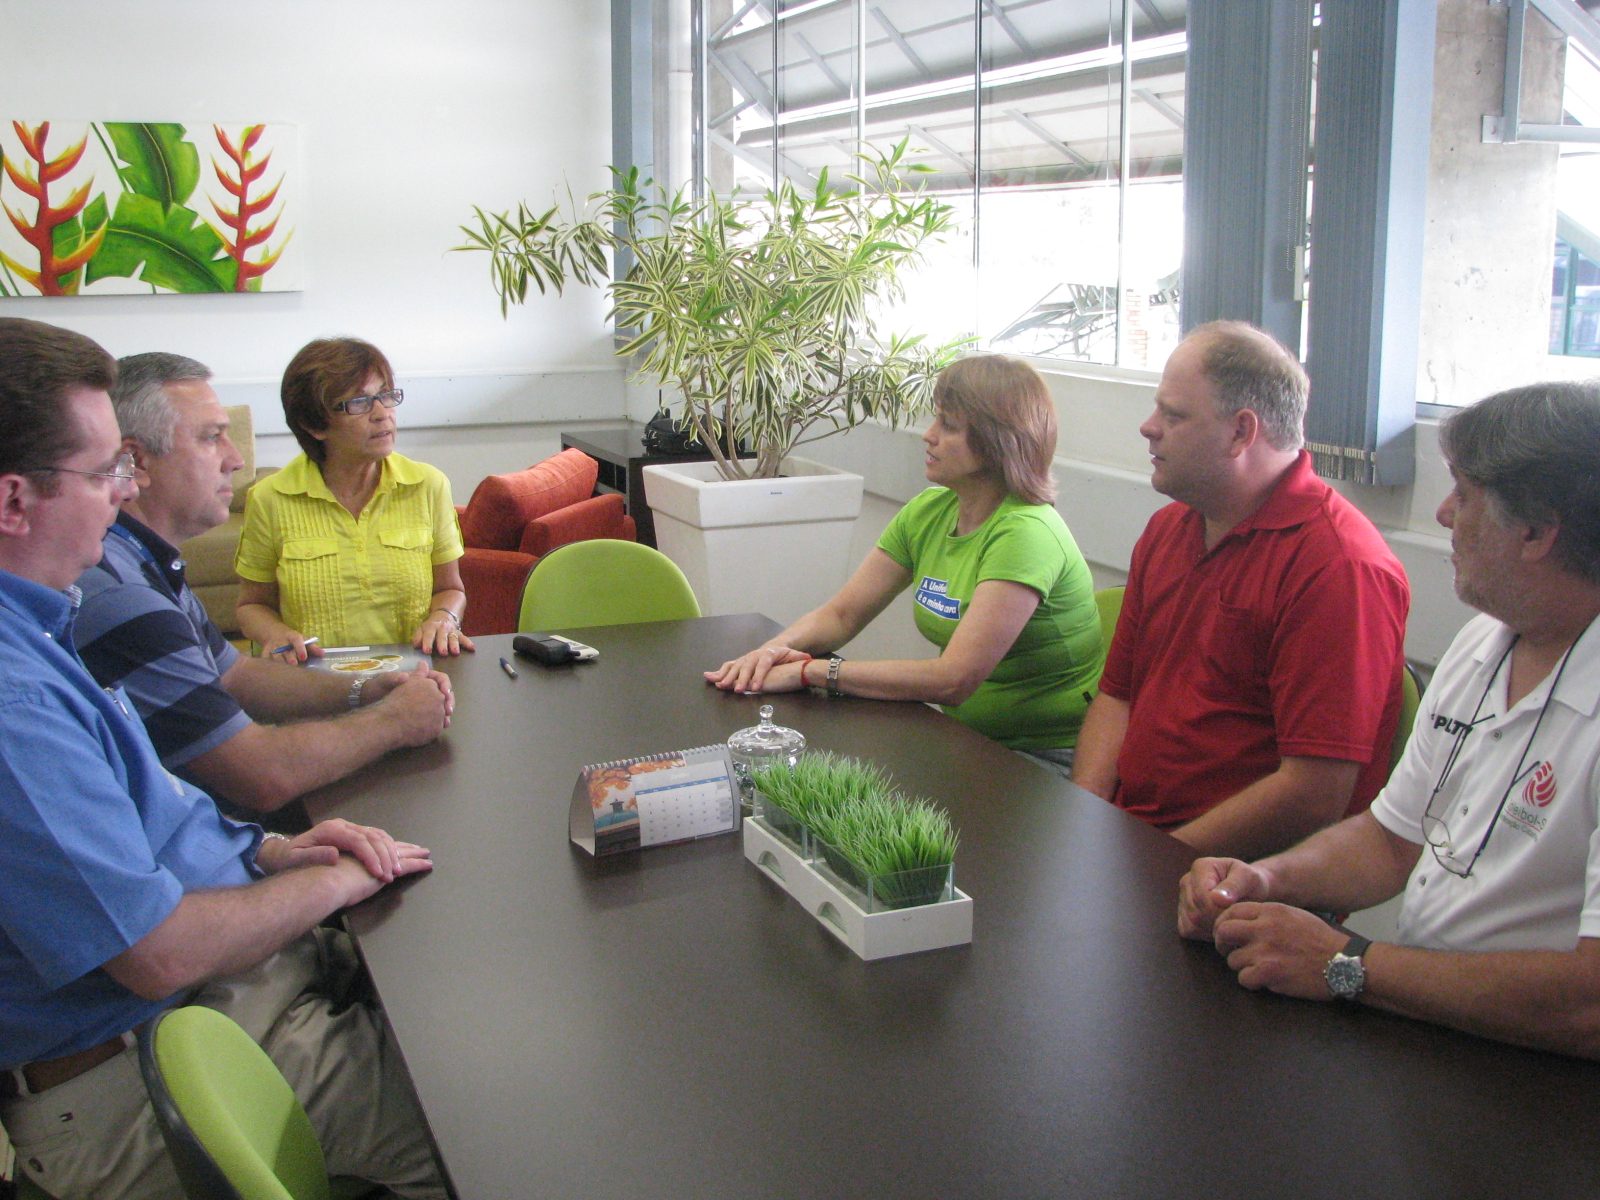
[{"left": 74, "top": 353, "right": 453, "bottom": 816}]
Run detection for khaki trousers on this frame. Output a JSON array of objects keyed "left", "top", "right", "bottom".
[{"left": 2, "top": 929, "right": 446, "bottom": 1200}]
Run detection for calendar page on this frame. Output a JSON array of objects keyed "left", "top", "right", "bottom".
[{"left": 570, "top": 744, "right": 739, "bottom": 856}]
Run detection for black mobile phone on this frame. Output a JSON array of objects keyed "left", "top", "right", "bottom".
[
  {"left": 512, "top": 634, "right": 578, "bottom": 666},
  {"left": 513, "top": 634, "right": 599, "bottom": 666}
]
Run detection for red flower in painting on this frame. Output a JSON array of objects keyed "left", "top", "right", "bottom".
[
  {"left": 0, "top": 121, "right": 106, "bottom": 295},
  {"left": 1523, "top": 761, "right": 1557, "bottom": 808},
  {"left": 210, "top": 124, "right": 289, "bottom": 292}
]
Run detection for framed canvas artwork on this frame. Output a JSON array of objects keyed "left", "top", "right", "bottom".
[{"left": 0, "top": 121, "right": 300, "bottom": 296}]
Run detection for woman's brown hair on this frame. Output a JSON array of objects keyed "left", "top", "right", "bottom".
[
  {"left": 280, "top": 337, "right": 394, "bottom": 464},
  {"left": 932, "top": 355, "right": 1057, "bottom": 505}
]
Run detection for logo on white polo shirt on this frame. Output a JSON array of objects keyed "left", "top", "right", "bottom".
[
  {"left": 1522, "top": 760, "right": 1556, "bottom": 807},
  {"left": 915, "top": 576, "right": 962, "bottom": 620},
  {"left": 1505, "top": 760, "right": 1557, "bottom": 840}
]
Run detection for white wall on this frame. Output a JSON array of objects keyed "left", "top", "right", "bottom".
[{"left": 0, "top": 0, "right": 625, "bottom": 438}]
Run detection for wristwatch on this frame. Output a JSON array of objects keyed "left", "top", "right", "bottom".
[
  {"left": 1324, "top": 933, "right": 1372, "bottom": 1000},
  {"left": 825, "top": 654, "right": 844, "bottom": 698},
  {"left": 347, "top": 676, "right": 366, "bottom": 709}
]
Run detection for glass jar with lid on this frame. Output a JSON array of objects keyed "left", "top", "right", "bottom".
[{"left": 726, "top": 704, "right": 806, "bottom": 812}]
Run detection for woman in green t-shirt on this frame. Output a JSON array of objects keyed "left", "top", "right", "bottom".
[{"left": 705, "top": 355, "right": 1102, "bottom": 774}]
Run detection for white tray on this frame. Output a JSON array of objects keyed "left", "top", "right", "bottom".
[{"left": 743, "top": 817, "right": 973, "bottom": 960}]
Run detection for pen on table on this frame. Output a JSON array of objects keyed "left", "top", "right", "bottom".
[
  {"left": 270, "top": 636, "right": 318, "bottom": 658},
  {"left": 499, "top": 656, "right": 518, "bottom": 680}
]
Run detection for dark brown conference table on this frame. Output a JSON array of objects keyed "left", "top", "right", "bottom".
[{"left": 306, "top": 615, "right": 1600, "bottom": 1200}]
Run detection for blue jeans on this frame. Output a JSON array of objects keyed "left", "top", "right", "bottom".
[{"left": 1014, "top": 745, "right": 1076, "bottom": 780}]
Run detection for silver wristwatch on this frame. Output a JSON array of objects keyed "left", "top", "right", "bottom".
[
  {"left": 347, "top": 676, "right": 366, "bottom": 709},
  {"left": 1324, "top": 933, "right": 1372, "bottom": 1001}
]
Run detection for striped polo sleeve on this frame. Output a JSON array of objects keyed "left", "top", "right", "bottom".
[{"left": 74, "top": 573, "right": 251, "bottom": 768}]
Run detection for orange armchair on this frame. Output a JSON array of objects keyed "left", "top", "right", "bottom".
[{"left": 457, "top": 449, "right": 637, "bottom": 635}]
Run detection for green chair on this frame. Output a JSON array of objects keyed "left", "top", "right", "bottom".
[
  {"left": 1093, "top": 585, "right": 1125, "bottom": 664},
  {"left": 137, "top": 1006, "right": 373, "bottom": 1200},
  {"left": 518, "top": 538, "right": 701, "bottom": 632},
  {"left": 1391, "top": 662, "right": 1423, "bottom": 772}
]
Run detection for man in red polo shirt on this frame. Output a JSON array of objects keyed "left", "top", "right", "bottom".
[{"left": 1073, "top": 321, "right": 1409, "bottom": 860}]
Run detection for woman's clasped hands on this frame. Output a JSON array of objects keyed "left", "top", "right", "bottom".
[{"left": 704, "top": 644, "right": 814, "bottom": 694}]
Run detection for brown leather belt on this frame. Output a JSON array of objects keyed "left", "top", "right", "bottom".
[{"left": 1, "top": 1033, "right": 129, "bottom": 1100}]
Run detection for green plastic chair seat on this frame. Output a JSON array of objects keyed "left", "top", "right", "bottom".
[
  {"left": 519, "top": 538, "right": 701, "bottom": 632},
  {"left": 1093, "top": 585, "right": 1125, "bottom": 664},
  {"left": 139, "top": 1006, "right": 339, "bottom": 1200},
  {"left": 1392, "top": 662, "right": 1423, "bottom": 771}
]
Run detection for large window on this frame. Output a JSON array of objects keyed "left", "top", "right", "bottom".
[
  {"left": 696, "top": 0, "right": 1186, "bottom": 369},
  {"left": 1552, "top": 19, "right": 1600, "bottom": 356}
]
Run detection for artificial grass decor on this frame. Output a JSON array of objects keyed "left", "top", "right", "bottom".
[{"left": 752, "top": 752, "right": 959, "bottom": 905}]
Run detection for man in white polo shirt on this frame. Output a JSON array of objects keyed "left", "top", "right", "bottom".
[{"left": 1175, "top": 380, "right": 1600, "bottom": 1058}]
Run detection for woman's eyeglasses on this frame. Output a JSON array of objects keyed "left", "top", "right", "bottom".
[
  {"left": 331, "top": 388, "right": 404, "bottom": 415},
  {"left": 43, "top": 452, "right": 138, "bottom": 492}
]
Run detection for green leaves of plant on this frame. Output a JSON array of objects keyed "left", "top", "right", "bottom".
[
  {"left": 86, "top": 193, "right": 236, "bottom": 292},
  {"left": 102, "top": 122, "right": 200, "bottom": 211},
  {"left": 457, "top": 138, "right": 973, "bottom": 477},
  {"left": 79, "top": 122, "right": 234, "bottom": 291}
]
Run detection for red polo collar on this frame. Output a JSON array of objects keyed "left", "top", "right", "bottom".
[{"left": 1180, "top": 450, "right": 1325, "bottom": 555}]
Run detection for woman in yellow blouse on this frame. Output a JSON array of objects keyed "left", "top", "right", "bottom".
[{"left": 235, "top": 337, "right": 475, "bottom": 662}]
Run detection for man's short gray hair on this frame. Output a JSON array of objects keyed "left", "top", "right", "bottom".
[
  {"left": 1188, "top": 320, "right": 1308, "bottom": 451},
  {"left": 1440, "top": 380, "right": 1600, "bottom": 586},
  {"left": 110, "top": 352, "right": 212, "bottom": 456}
]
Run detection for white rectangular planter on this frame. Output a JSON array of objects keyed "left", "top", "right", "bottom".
[
  {"left": 642, "top": 456, "right": 864, "bottom": 628},
  {"left": 743, "top": 816, "right": 973, "bottom": 960}
]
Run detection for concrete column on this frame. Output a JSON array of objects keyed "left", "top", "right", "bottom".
[{"left": 1416, "top": 0, "right": 1564, "bottom": 411}]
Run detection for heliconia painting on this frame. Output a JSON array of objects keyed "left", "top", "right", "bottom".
[{"left": 0, "top": 121, "right": 300, "bottom": 296}]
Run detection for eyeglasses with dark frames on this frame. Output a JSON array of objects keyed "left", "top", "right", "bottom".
[
  {"left": 331, "top": 388, "right": 404, "bottom": 415},
  {"left": 40, "top": 452, "right": 138, "bottom": 492}
]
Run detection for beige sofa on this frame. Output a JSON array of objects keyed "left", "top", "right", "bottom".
[{"left": 180, "top": 404, "right": 278, "bottom": 637}]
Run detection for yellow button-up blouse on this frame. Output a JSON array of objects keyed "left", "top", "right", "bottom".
[{"left": 235, "top": 452, "right": 464, "bottom": 647}]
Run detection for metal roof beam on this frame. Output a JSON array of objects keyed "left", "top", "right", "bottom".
[
  {"left": 709, "top": 98, "right": 757, "bottom": 129},
  {"left": 980, "top": 0, "right": 1035, "bottom": 54},
  {"left": 711, "top": 0, "right": 762, "bottom": 45},
  {"left": 870, "top": 7, "right": 933, "bottom": 79},
  {"left": 794, "top": 31, "right": 850, "bottom": 92},
  {"left": 1486, "top": 0, "right": 1600, "bottom": 142},
  {"left": 1531, "top": 0, "right": 1600, "bottom": 66},
  {"left": 1134, "top": 87, "right": 1184, "bottom": 129},
  {"left": 761, "top": 30, "right": 1186, "bottom": 129},
  {"left": 1002, "top": 106, "right": 1093, "bottom": 168},
  {"left": 905, "top": 121, "right": 976, "bottom": 176},
  {"left": 708, "top": 129, "right": 818, "bottom": 187},
  {"left": 710, "top": 46, "right": 777, "bottom": 119},
  {"left": 1133, "top": 0, "right": 1171, "bottom": 36}
]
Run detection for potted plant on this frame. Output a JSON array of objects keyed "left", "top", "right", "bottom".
[
  {"left": 455, "top": 144, "right": 970, "bottom": 624},
  {"left": 752, "top": 752, "right": 959, "bottom": 912}
]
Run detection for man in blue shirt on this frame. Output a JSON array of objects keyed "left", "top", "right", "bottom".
[
  {"left": 74, "top": 351, "right": 453, "bottom": 815},
  {"left": 0, "top": 318, "right": 444, "bottom": 1199}
]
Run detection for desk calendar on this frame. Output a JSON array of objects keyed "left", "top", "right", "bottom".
[{"left": 569, "top": 744, "right": 739, "bottom": 856}]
